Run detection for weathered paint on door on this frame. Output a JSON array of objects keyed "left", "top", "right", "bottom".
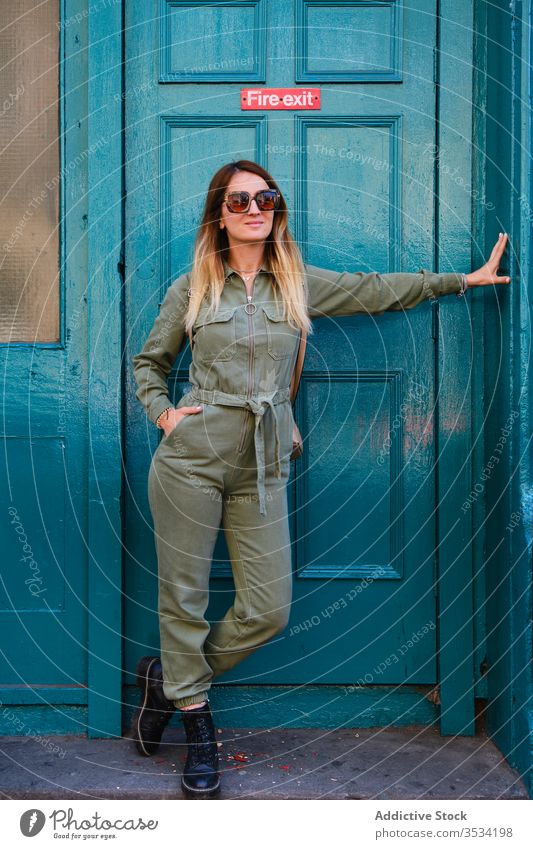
[
  {"left": 0, "top": 0, "right": 125, "bottom": 741},
  {"left": 124, "top": 0, "right": 475, "bottom": 726},
  {"left": 0, "top": 10, "right": 89, "bottom": 720}
]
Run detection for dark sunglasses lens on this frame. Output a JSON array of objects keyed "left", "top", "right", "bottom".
[
  {"left": 256, "top": 190, "right": 278, "bottom": 210},
  {"left": 225, "top": 190, "right": 279, "bottom": 212},
  {"left": 226, "top": 192, "right": 250, "bottom": 212}
]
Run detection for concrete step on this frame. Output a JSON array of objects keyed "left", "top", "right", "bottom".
[{"left": 0, "top": 725, "right": 528, "bottom": 800}]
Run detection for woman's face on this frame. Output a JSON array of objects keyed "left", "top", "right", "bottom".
[{"left": 220, "top": 171, "right": 275, "bottom": 247}]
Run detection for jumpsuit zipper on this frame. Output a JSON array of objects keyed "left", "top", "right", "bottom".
[{"left": 237, "top": 279, "right": 256, "bottom": 453}]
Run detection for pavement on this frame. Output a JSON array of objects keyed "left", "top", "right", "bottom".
[{"left": 0, "top": 723, "right": 528, "bottom": 800}]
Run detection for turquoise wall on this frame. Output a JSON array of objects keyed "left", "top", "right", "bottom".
[{"left": 477, "top": 0, "right": 533, "bottom": 798}]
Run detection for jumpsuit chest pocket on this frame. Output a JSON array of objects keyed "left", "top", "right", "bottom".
[
  {"left": 262, "top": 303, "right": 299, "bottom": 360},
  {"left": 193, "top": 306, "right": 238, "bottom": 363}
]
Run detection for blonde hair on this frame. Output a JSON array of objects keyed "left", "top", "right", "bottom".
[{"left": 184, "top": 160, "right": 313, "bottom": 336}]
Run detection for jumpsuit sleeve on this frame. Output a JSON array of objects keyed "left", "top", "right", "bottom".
[
  {"left": 132, "top": 271, "right": 190, "bottom": 425},
  {"left": 303, "top": 262, "right": 464, "bottom": 318}
]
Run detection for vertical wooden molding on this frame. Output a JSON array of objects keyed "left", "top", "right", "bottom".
[
  {"left": 436, "top": 0, "right": 476, "bottom": 735},
  {"left": 87, "top": 0, "right": 124, "bottom": 737},
  {"left": 515, "top": 0, "right": 533, "bottom": 799}
]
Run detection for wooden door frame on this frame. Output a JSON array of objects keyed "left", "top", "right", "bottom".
[
  {"left": 87, "top": 0, "right": 124, "bottom": 738},
  {"left": 85, "top": 0, "right": 520, "bottom": 744},
  {"left": 435, "top": 0, "right": 477, "bottom": 735}
]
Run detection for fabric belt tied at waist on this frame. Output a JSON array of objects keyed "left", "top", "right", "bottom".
[{"left": 188, "top": 385, "right": 291, "bottom": 517}]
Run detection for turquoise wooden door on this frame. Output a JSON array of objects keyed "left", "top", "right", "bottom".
[
  {"left": 0, "top": 3, "right": 88, "bottom": 720},
  {"left": 124, "top": 0, "right": 474, "bottom": 727}
]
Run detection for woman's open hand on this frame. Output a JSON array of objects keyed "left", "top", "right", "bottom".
[{"left": 466, "top": 232, "right": 511, "bottom": 287}]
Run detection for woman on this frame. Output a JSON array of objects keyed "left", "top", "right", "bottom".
[{"left": 130, "top": 159, "right": 510, "bottom": 799}]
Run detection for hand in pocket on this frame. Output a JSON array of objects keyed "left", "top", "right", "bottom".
[{"left": 162, "top": 405, "right": 203, "bottom": 437}]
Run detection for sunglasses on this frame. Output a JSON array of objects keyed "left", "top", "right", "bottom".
[{"left": 223, "top": 189, "right": 281, "bottom": 213}]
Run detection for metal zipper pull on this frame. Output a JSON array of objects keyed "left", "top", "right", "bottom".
[{"left": 245, "top": 292, "right": 257, "bottom": 314}]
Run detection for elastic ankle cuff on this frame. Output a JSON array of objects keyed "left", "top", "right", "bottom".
[{"left": 174, "top": 692, "right": 210, "bottom": 709}]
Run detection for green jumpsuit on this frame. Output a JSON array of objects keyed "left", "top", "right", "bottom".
[{"left": 132, "top": 259, "right": 464, "bottom": 708}]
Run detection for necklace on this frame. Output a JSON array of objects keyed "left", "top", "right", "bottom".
[
  {"left": 231, "top": 265, "right": 261, "bottom": 314},
  {"left": 232, "top": 265, "right": 262, "bottom": 283}
]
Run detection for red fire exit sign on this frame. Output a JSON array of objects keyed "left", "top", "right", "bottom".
[{"left": 241, "top": 88, "right": 321, "bottom": 110}]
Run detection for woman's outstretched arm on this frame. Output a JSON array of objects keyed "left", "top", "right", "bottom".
[{"left": 305, "top": 233, "right": 510, "bottom": 319}]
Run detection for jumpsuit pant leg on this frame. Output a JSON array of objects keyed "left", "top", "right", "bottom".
[{"left": 147, "top": 395, "right": 293, "bottom": 709}]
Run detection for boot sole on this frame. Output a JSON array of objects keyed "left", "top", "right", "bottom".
[
  {"left": 132, "top": 656, "right": 163, "bottom": 757},
  {"left": 181, "top": 776, "right": 221, "bottom": 799}
]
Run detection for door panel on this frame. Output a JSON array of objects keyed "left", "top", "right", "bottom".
[
  {"left": 125, "top": 0, "right": 441, "bottom": 689},
  {"left": 0, "top": 3, "right": 87, "bottom": 692}
]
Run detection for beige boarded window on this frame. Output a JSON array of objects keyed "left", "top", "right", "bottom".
[{"left": 0, "top": 0, "right": 59, "bottom": 343}]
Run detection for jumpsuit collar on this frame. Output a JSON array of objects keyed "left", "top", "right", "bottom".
[{"left": 222, "top": 257, "right": 272, "bottom": 281}]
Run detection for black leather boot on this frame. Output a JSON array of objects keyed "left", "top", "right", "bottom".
[
  {"left": 180, "top": 700, "right": 221, "bottom": 798},
  {"left": 131, "top": 656, "right": 176, "bottom": 756}
]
